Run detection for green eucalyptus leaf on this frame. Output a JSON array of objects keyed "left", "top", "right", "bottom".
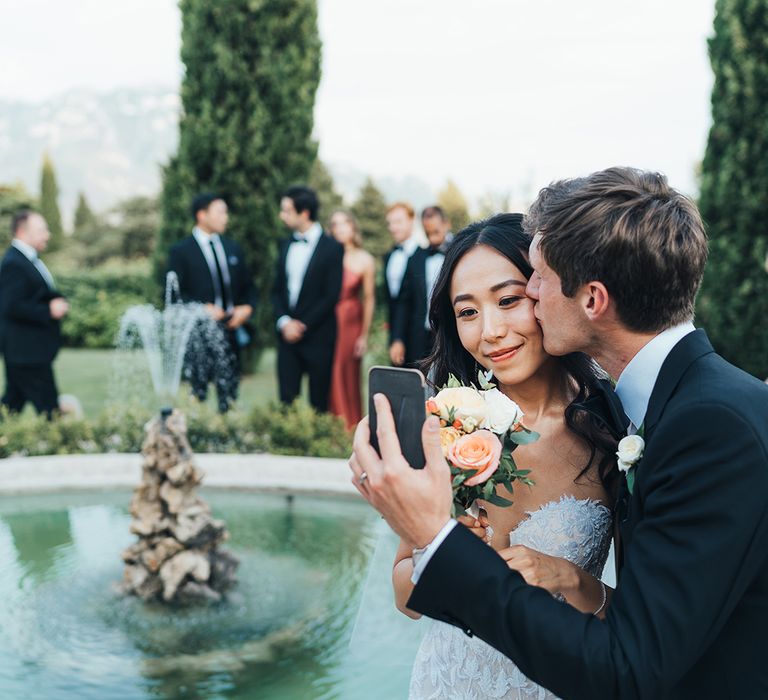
[{"left": 508, "top": 428, "right": 541, "bottom": 445}]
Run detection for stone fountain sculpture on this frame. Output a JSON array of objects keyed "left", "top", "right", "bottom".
[{"left": 116, "top": 274, "right": 239, "bottom": 604}]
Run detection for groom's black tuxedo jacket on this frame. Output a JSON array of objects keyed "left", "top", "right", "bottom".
[
  {"left": 409, "top": 330, "right": 768, "bottom": 699},
  {"left": 0, "top": 245, "right": 62, "bottom": 365}
]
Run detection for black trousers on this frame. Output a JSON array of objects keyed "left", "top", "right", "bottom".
[
  {"left": 2, "top": 362, "right": 59, "bottom": 416},
  {"left": 277, "top": 337, "right": 335, "bottom": 412}
]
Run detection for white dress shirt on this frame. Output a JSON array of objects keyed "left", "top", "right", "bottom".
[
  {"left": 424, "top": 251, "right": 445, "bottom": 330},
  {"left": 410, "top": 320, "right": 697, "bottom": 584},
  {"left": 193, "top": 227, "right": 233, "bottom": 311},
  {"left": 386, "top": 236, "right": 419, "bottom": 299},
  {"left": 615, "top": 321, "right": 696, "bottom": 433},
  {"left": 11, "top": 238, "right": 55, "bottom": 289},
  {"left": 276, "top": 222, "right": 323, "bottom": 331}
]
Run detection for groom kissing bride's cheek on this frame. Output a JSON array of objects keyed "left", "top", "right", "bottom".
[{"left": 349, "top": 167, "right": 768, "bottom": 700}]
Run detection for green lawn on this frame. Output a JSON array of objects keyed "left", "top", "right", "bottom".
[{"left": 1, "top": 348, "right": 280, "bottom": 418}]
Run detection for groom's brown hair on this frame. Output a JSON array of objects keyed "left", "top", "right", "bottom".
[{"left": 525, "top": 167, "right": 708, "bottom": 333}]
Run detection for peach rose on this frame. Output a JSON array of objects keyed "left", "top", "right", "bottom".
[
  {"left": 439, "top": 426, "right": 462, "bottom": 457},
  {"left": 448, "top": 429, "right": 502, "bottom": 486}
]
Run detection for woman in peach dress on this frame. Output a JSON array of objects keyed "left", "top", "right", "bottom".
[{"left": 328, "top": 211, "right": 375, "bottom": 429}]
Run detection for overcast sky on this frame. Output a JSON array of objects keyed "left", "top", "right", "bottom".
[{"left": 1, "top": 0, "right": 715, "bottom": 201}]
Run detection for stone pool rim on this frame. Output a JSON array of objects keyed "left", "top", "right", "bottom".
[{"left": 0, "top": 453, "right": 358, "bottom": 497}]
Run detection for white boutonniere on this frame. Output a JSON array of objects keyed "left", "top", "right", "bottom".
[
  {"left": 616, "top": 434, "right": 644, "bottom": 493},
  {"left": 228, "top": 255, "right": 239, "bottom": 265},
  {"left": 616, "top": 434, "right": 644, "bottom": 472}
]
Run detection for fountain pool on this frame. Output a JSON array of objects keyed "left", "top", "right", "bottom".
[{"left": 0, "top": 489, "right": 423, "bottom": 699}]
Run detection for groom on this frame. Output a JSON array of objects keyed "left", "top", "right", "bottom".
[{"left": 350, "top": 167, "right": 768, "bottom": 699}]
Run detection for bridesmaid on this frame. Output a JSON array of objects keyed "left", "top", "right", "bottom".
[{"left": 328, "top": 211, "right": 375, "bottom": 429}]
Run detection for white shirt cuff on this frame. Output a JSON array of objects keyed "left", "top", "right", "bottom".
[
  {"left": 276, "top": 315, "right": 291, "bottom": 332},
  {"left": 410, "top": 519, "right": 457, "bottom": 584}
]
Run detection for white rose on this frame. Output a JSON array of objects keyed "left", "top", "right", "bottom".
[
  {"left": 481, "top": 388, "right": 523, "bottom": 434},
  {"left": 616, "top": 434, "right": 645, "bottom": 472},
  {"left": 433, "top": 386, "right": 488, "bottom": 425}
]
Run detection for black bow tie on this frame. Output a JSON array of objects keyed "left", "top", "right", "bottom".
[
  {"left": 392, "top": 244, "right": 403, "bottom": 252},
  {"left": 426, "top": 245, "right": 445, "bottom": 257},
  {"left": 292, "top": 233, "right": 308, "bottom": 244},
  {"left": 571, "top": 378, "right": 629, "bottom": 439}
]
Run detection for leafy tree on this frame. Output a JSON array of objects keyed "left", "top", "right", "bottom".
[
  {"left": 697, "top": 0, "right": 768, "bottom": 378},
  {"left": 0, "top": 183, "right": 37, "bottom": 241},
  {"left": 39, "top": 152, "right": 64, "bottom": 251},
  {"left": 156, "top": 0, "right": 322, "bottom": 356},
  {"left": 73, "top": 192, "right": 96, "bottom": 235},
  {"left": 309, "top": 159, "right": 345, "bottom": 228},
  {"left": 351, "top": 177, "right": 390, "bottom": 258},
  {"left": 72, "top": 196, "right": 158, "bottom": 266},
  {"left": 437, "top": 179, "right": 471, "bottom": 232}
]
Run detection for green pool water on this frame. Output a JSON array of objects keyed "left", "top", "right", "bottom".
[{"left": 0, "top": 490, "right": 423, "bottom": 699}]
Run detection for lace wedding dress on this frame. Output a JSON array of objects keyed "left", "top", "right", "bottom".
[{"left": 408, "top": 495, "right": 613, "bottom": 700}]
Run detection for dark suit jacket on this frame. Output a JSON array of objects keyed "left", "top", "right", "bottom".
[
  {"left": 409, "top": 330, "right": 768, "bottom": 699},
  {"left": 391, "top": 247, "right": 434, "bottom": 365},
  {"left": 167, "top": 234, "right": 257, "bottom": 309},
  {"left": 270, "top": 232, "right": 343, "bottom": 346},
  {"left": 382, "top": 247, "right": 398, "bottom": 344},
  {"left": 0, "top": 245, "right": 62, "bottom": 366}
]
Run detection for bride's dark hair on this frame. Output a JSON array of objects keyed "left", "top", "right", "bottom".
[{"left": 422, "top": 212, "right": 618, "bottom": 491}]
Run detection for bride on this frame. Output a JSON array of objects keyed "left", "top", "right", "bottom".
[{"left": 393, "top": 213, "right": 619, "bottom": 700}]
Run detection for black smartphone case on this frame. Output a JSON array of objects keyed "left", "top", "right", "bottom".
[{"left": 368, "top": 366, "right": 427, "bottom": 469}]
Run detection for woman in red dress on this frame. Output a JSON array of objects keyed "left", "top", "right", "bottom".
[{"left": 328, "top": 211, "right": 375, "bottom": 429}]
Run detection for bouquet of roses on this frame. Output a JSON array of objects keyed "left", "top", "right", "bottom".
[{"left": 426, "top": 371, "right": 539, "bottom": 517}]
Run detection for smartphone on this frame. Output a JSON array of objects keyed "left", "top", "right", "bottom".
[{"left": 368, "top": 366, "right": 427, "bottom": 469}]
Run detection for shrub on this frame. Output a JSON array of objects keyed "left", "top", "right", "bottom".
[
  {"left": 55, "top": 266, "right": 157, "bottom": 349},
  {"left": 0, "top": 400, "right": 351, "bottom": 460}
]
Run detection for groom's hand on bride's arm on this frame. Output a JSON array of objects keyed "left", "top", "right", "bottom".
[
  {"left": 349, "top": 393, "right": 453, "bottom": 548},
  {"left": 498, "top": 544, "right": 611, "bottom": 617}
]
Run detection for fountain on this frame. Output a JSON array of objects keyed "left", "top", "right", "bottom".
[
  {"left": 115, "top": 273, "right": 239, "bottom": 603},
  {"left": 0, "top": 272, "right": 423, "bottom": 698}
]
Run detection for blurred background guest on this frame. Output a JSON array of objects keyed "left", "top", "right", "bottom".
[
  {"left": 328, "top": 210, "right": 375, "bottom": 429},
  {"left": 390, "top": 205, "right": 451, "bottom": 368},
  {"left": 0, "top": 210, "right": 69, "bottom": 417},
  {"left": 271, "top": 185, "right": 343, "bottom": 412},
  {"left": 166, "top": 193, "right": 256, "bottom": 412},
  {"left": 383, "top": 202, "right": 419, "bottom": 366}
]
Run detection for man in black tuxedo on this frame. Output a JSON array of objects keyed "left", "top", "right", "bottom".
[
  {"left": 351, "top": 168, "right": 768, "bottom": 699},
  {"left": 382, "top": 202, "right": 419, "bottom": 366},
  {"left": 390, "top": 205, "right": 451, "bottom": 367},
  {"left": 0, "top": 211, "right": 69, "bottom": 416},
  {"left": 167, "top": 193, "right": 256, "bottom": 411},
  {"left": 271, "top": 185, "right": 343, "bottom": 412}
]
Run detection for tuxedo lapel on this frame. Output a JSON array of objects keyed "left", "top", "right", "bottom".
[
  {"left": 643, "top": 330, "right": 715, "bottom": 435},
  {"left": 8, "top": 247, "right": 52, "bottom": 294},
  {"left": 188, "top": 236, "right": 216, "bottom": 303},
  {"left": 616, "top": 329, "right": 715, "bottom": 579},
  {"left": 295, "top": 232, "right": 326, "bottom": 307}
]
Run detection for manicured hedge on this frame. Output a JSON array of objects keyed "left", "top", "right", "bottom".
[{"left": 0, "top": 400, "right": 351, "bottom": 460}]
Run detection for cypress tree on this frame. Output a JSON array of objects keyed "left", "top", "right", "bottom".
[
  {"left": 73, "top": 191, "right": 95, "bottom": 235},
  {"left": 39, "top": 153, "right": 64, "bottom": 251},
  {"left": 351, "top": 177, "right": 390, "bottom": 258},
  {"left": 697, "top": 0, "right": 768, "bottom": 378},
  {"left": 157, "top": 0, "right": 321, "bottom": 354}
]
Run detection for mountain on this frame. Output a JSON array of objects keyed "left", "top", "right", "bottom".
[
  {"left": 0, "top": 87, "right": 435, "bottom": 224},
  {"left": 0, "top": 87, "right": 180, "bottom": 225}
]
